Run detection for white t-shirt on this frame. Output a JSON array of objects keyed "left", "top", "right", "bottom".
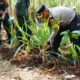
[{"left": 49, "top": 6, "right": 76, "bottom": 26}]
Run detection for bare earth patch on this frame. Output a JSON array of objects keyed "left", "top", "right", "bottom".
[
  {"left": 0, "top": 28, "right": 80, "bottom": 80},
  {"left": 0, "top": 56, "right": 80, "bottom": 80}
]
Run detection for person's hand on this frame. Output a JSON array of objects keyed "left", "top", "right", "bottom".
[
  {"left": 52, "top": 25, "right": 60, "bottom": 31},
  {"left": 49, "top": 18, "right": 55, "bottom": 26}
]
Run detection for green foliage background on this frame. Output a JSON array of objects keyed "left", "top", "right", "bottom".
[{"left": 10, "top": 0, "right": 80, "bottom": 13}]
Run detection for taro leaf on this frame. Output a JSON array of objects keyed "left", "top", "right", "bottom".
[
  {"left": 71, "top": 33, "right": 78, "bottom": 39},
  {"left": 67, "top": 43, "right": 78, "bottom": 62},
  {"left": 71, "top": 30, "right": 80, "bottom": 37},
  {"left": 60, "top": 30, "right": 69, "bottom": 36},
  {"left": 60, "top": 33, "right": 70, "bottom": 49},
  {"left": 71, "top": 46, "right": 78, "bottom": 62},
  {"left": 59, "top": 31, "right": 69, "bottom": 48}
]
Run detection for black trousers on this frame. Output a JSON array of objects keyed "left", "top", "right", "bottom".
[
  {"left": 0, "top": 13, "right": 11, "bottom": 44},
  {"left": 16, "top": 16, "right": 31, "bottom": 46},
  {"left": 52, "top": 15, "right": 80, "bottom": 52}
]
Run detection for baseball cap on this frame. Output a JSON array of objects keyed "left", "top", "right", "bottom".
[{"left": 36, "top": 4, "right": 46, "bottom": 14}]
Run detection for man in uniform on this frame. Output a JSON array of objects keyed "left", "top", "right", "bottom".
[{"left": 36, "top": 5, "right": 80, "bottom": 53}]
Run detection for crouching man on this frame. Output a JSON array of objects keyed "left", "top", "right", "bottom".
[{"left": 36, "top": 5, "right": 80, "bottom": 53}]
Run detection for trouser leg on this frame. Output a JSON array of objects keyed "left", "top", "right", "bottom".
[
  {"left": 3, "top": 13, "right": 11, "bottom": 44},
  {"left": 52, "top": 24, "right": 68, "bottom": 52},
  {"left": 26, "top": 21, "right": 32, "bottom": 40},
  {"left": 52, "top": 30, "right": 63, "bottom": 52},
  {"left": 16, "top": 16, "right": 24, "bottom": 46},
  {"left": 16, "top": 16, "right": 31, "bottom": 46}
]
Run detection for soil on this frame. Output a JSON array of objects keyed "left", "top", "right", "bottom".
[
  {"left": 0, "top": 47, "right": 80, "bottom": 80},
  {"left": 0, "top": 26, "right": 80, "bottom": 80}
]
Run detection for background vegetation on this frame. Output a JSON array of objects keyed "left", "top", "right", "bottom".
[{"left": 10, "top": 0, "right": 80, "bottom": 15}]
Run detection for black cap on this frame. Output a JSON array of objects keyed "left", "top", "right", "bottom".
[{"left": 36, "top": 5, "right": 46, "bottom": 13}]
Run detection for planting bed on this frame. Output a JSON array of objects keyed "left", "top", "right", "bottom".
[{"left": 0, "top": 46, "right": 80, "bottom": 80}]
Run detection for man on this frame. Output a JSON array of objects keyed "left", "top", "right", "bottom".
[
  {"left": 36, "top": 5, "right": 80, "bottom": 53},
  {"left": 14, "top": 0, "right": 31, "bottom": 46},
  {"left": 0, "top": 0, "right": 11, "bottom": 44}
]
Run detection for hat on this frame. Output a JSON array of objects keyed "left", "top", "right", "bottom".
[{"left": 36, "top": 5, "right": 46, "bottom": 13}]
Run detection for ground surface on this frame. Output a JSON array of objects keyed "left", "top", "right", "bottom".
[
  {"left": 0, "top": 59, "right": 60, "bottom": 80},
  {"left": 0, "top": 26, "right": 80, "bottom": 80},
  {"left": 0, "top": 51, "right": 80, "bottom": 80}
]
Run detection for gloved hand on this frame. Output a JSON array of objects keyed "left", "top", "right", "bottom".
[{"left": 8, "top": 16, "right": 14, "bottom": 25}]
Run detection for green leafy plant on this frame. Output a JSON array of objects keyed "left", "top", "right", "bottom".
[
  {"left": 29, "top": 19, "right": 51, "bottom": 62},
  {"left": 60, "top": 30, "right": 79, "bottom": 65},
  {"left": 29, "top": 18, "right": 68, "bottom": 62}
]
